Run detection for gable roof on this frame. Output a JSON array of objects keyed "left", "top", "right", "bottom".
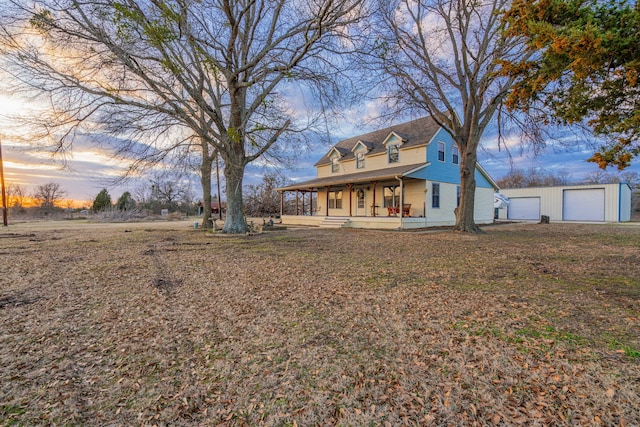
[
  {"left": 351, "top": 140, "right": 374, "bottom": 152},
  {"left": 315, "top": 116, "right": 441, "bottom": 166},
  {"left": 382, "top": 131, "right": 406, "bottom": 146},
  {"left": 329, "top": 146, "right": 349, "bottom": 158}
]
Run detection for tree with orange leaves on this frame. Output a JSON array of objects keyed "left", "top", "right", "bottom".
[{"left": 501, "top": 0, "right": 640, "bottom": 170}]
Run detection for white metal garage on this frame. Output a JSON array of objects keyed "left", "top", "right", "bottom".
[
  {"left": 498, "top": 183, "right": 632, "bottom": 223},
  {"left": 562, "top": 189, "right": 605, "bottom": 221},
  {"left": 507, "top": 197, "right": 540, "bottom": 220}
]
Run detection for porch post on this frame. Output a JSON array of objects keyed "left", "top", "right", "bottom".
[
  {"left": 301, "top": 191, "right": 305, "bottom": 216},
  {"left": 371, "top": 181, "right": 377, "bottom": 217},
  {"left": 399, "top": 177, "right": 405, "bottom": 229},
  {"left": 295, "top": 190, "right": 299, "bottom": 215},
  {"left": 325, "top": 186, "right": 330, "bottom": 217},
  {"left": 310, "top": 190, "right": 314, "bottom": 216},
  {"left": 346, "top": 184, "right": 353, "bottom": 217},
  {"left": 279, "top": 191, "right": 284, "bottom": 217},
  {"left": 399, "top": 178, "right": 404, "bottom": 218}
]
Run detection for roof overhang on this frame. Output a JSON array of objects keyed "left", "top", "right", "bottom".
[{"left": 277, "top": 163, "right": 429, "bottom": 192}]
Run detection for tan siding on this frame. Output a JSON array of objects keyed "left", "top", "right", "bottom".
[
  {"left": 318, "top": 145, "right": 427, "bottom": 179},
  {"left": 340, "top": 159, "right": 357, "bottom": 175},
  {"left": 362, "top": 152, "right": 388, "bottom": 170},
  {"left": 399, "top": 145, "right": 427, "bottom": 166},
  {"left": 403, "top": 181, "right": 426, "bottom": 217},
  {"left": 317, "top": 164, "right": 331, "bottom": 178}
]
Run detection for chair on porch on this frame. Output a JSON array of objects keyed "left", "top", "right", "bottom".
[
  {"left": 403, "top": 204, "right": 411, "bottom": 217},
  {"left": 387, "top": 206, "right": 399, "bottom": 216}
]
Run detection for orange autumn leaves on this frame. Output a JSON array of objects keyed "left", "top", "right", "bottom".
[{"left": 501, "top": 0, "right": 640, "bottom": 170}]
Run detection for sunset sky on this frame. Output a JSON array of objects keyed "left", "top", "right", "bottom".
[{"left": 1, "top": 92, "right": 638, "bottom": 206}]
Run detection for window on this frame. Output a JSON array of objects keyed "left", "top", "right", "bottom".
[
  {"left": 432, "top": 183, "right": 440, "bottom": 208},
  {"left": 383, "top": 186, "right": 400, "bottom": 208},
  {"left": 452, "top": 145, "right": 459, "bottom": 164},
  {"left": 331, "top": 157, "right": 339, "bottom": 173},
  {"left": 437, "top": 142, "right": 445, "bottom": 162},
  {"left": 388, "top": 144, "right": 399, "bottom": 163},
  {"left": 329, "top": 191, "right": 343, "bottom": 209},
  {"left": 356, "top": 152, "right": 365, "bottom": 169},
  {"left": 456, "top": 186, "right": 460, "bottom": 207}
]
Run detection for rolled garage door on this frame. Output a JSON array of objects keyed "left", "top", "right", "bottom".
[
  {"left": 563, "top": 188, "right": 605, "bottom": 221},
  {"left": 508, "top": 197, "right": 540, "bottom": 220}
]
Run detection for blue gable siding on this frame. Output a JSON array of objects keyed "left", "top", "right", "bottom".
[
  {"left": 425, "top": 129, "right": 459, "bottom": 183},
  {"left": 406, "top": 128, "right": 494, "bottom": 188},
  {"left": 474, "top": 168, "right": 494, "bottom": 189}
]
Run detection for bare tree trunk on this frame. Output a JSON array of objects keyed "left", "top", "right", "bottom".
[
  {"left": 223, "top": 156, "right": 247, "bottom": 233},
  {"left": 454, "top": 144, "right": 481, "bottom": 233},
  {"left": 221, "top": 83, "right": 249, "bottom": 233},
  {"left": 200, "top": 139, "right": 214, "bottom": 229}
]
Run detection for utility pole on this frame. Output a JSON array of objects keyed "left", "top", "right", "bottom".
[{"left": 0, "top": 138, "right": 8, "bottom": 226}]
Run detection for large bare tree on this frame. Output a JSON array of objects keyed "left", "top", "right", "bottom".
[
  {"left": 32, "top": 181, "right": 67, "bottom": 212},
  {"left": 0, "top": 0, "right": 367, "bottom": 233},
  {"left": 373, "top": 0, "right": 531, "bottom": 232}
]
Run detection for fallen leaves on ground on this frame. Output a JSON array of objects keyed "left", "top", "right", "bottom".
[{"left": 0, "top": 221, "right": 639, "bottom": 425}]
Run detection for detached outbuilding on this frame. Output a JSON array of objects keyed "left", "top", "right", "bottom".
[{"left": 497, "top": 183, "right": 633, "bottom": 223}]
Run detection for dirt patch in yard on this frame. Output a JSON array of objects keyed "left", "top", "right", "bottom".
[{"left": 0, "top": 221, "right": 639, "bottom": 426}]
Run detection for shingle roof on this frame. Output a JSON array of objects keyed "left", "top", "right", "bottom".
[
  {"left": 277, "top": 163, "right": 428, "bottom": 191},
  {"left": 315, "top": 116, "right": 440, "bottom": 166}
]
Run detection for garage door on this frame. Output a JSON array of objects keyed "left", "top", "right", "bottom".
[
  {"left": 508, "top": 197, "right": 540, "bottom": 220},
  {"left": 563, "top": 189, "right": 605, "bottom": 221}
]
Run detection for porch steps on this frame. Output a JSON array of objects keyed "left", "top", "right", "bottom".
[{"left": 319, "top": 217, "right": 350, "bottom": 228}]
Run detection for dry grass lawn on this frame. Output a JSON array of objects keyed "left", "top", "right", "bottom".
[{"left": 1, "top": 220, "right": 639, "bottom": 426}]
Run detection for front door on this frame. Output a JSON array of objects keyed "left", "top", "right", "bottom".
[{"left": 356, "top": 189, "right": 366, "bottom": 216}]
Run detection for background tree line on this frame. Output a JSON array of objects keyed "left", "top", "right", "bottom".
[{"left": 4, "top": 181, "right": 69, "bottom": 218}]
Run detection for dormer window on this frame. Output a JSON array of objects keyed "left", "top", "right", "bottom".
[
  {"left": 351, "top": 140, "right": 371, "bottom": 169},
  {"left": 452, "top": 145, "right": 459, "bottom": 164},
  {"left": 438, "top": 142, "right": 445, "bottom": 162},
  {"left": 388, "top": 144, "right": 399, "bottom": 163},
  {"left": 331, "top": 157, "right": 339, "bottom": 173},
  {"left": 383, "top": 132, "right": 404, "bottom": 164},
  {"left": 328, "top": 147, "right": 345, "bottom": 173}
]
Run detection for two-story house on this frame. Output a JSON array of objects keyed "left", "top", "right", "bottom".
[{"left": 277, "top": 116, "right": 498, "bottom": 229}]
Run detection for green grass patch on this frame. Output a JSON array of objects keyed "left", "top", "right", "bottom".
[{"left": 608, "top": 339, "right": 640, "bottom": 359}]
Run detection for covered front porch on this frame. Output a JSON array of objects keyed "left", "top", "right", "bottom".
[{"left": 277, "top": 163, "right": 431, "bottom": 230}]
